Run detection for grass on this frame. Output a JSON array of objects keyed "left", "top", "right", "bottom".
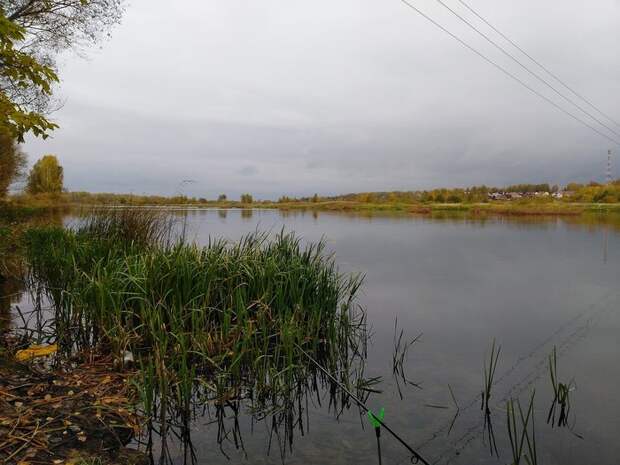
[{"left": 21, "top": 209, "right": 369, "bottom": 456}]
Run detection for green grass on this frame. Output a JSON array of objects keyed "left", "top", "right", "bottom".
[{"left": 22, "top": 210, "right": 368, "bottom": 440}]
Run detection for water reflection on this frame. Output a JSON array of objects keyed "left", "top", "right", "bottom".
[
  {"left": 139, "top": 338, "right": 373, "bottom": 465},
  {"left": 5, "top": 208, "right": 620, "bottom": 465},
  {"left": 0, "top": 277, "right": 23, "bottom": 334}
]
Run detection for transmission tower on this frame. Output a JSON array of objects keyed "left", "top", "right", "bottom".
[{"left": 607, "top": 149, "right": 613, "bottom": 184}]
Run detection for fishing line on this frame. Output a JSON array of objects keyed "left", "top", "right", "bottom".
[
  {"left": 294, "top": 343, "right": 431, "bottom": 465},
  {"left": 410, "top": 290, "right": 619, "bottom": 465}
]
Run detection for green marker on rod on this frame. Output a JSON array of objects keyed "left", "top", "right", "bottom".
[{"left": 368, "top": 408, "right": 385, "bottom": 465}]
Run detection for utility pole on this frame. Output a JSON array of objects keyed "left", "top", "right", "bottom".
[{"left": 607, "top": 149, "right": 613, "bottom": 184}]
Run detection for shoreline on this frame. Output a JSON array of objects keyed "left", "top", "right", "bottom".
[{"left": 4, "top": 195, "right": 620, "bottom": 218}]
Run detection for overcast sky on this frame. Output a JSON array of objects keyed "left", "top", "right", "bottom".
[{"left": 23, "top": 0, "right": 620, "bottom": 199}]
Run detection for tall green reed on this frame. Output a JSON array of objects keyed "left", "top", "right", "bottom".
[{"left": 22, "top": 209, "right": 369, "bottom": 455}]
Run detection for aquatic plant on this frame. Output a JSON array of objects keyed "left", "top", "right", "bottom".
[
  {"left": 547, "top": 346, "right": 573, "bottom": 428},
  {"left": 75, "top": 207, "right": 177, "bottom": 247},
  {"left": 392, "top": 317, "right": 422, "bottom": 398},
  {"left": 22, "top": 211, "right": 369, "bottom": 459},
  {"left": 481, "top": 338, "right": 501, "bottom": 415},
  {"left": 506, "top": 391, "right": 538, "bottom": 465}
]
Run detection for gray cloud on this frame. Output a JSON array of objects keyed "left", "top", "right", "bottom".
[{"left": 23, "top": 0, "right": 620, "bottom": 199}]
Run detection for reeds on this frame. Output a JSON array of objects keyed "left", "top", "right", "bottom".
[
  {"left": 22, "top": 210, "right": 369, "bottom": 457},
  {"left": 506, "top": 391, "right": 538, "bottom": 465},
  {"left": 392, "top": 318, "right": 422, "bottom": 398},
  {"left": 481, "top": 338, "right": 501, "bottom": 415},
  {"left": 75, "top": 207, "right": 177, "bottom": 247},
  {"left": 481, "top": 339, "right": 501, "bottom": 456},
  {"left": 547, "top": 346, "right": 573, "bottom": 428}
]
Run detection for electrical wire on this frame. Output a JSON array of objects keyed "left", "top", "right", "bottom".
[
  {"left": 431, "top": 0, "right": 620, "bottom": 139},
  {"left": 456, "top": 0, "right": 620, "bottom": 130},
  {"left": 397, "top": 0, "right": 620, "bottom": 146}
]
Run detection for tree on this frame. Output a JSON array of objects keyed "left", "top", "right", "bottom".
[
  {"left": 0, "top": 129, "right": 27, "bottom": 197},
  {"left": 217, "top": 194, "right": 227, "bottom": 202},
  {"left": 1, "top": 1, "right": 125, "bottom": 140},
  {"left": 0, "top": 11, "right": 58, "bottom": 141},
  {"left": 26, "top": 154, "right": 63, "bottom": 194},
  {"left": 240, "top": 193, "right": 253, "bottom": 204}
]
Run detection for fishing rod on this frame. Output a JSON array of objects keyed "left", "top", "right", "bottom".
[{"left": 294, "top": 343, "right": 431, "bottom": 465}]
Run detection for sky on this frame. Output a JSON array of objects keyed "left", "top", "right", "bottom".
[{"left": 23, "top": 0, "right": 620, "bottom": 199}]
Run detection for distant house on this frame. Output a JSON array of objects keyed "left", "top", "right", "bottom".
[
  {"left": 506, "top": 192, "right": 522, "bottom": 200},
  {"left": 488, "top": 192, "right": 507, "bottom": 201},
  {"left": 552, "top": 192, "right": 563, "bottom": 199}
]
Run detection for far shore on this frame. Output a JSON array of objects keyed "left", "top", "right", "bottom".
[{"left": 4, "top": 198, "right": 620, "bottom": 218}]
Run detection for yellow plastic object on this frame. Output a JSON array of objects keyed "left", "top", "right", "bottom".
[{"left": 15, "top": 344, "right": 58, "bottom": 362}]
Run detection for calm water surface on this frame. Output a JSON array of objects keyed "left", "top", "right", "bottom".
[{"left": 7, "top": 209, "right": 620, "bottom": 465}]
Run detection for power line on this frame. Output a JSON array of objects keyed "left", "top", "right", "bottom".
[
  {"left": 397, "top": 0, "right": 620, "bottom": 146},
  {"left": 456, "top": 0, "right": 620, "bottom": 131},
  {"left": 431, "top": 0, "right": 620, "bottom": 140}
]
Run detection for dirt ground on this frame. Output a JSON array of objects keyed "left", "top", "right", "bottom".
[{"left": 0, "top": 351, "right": 148, "bottom": 465}]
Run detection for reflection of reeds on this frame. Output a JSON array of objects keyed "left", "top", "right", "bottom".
[
  {"left": 507, "top": 391, "right": 538, "bottom": 465},
  {"left": 446, "top": 384, "right": 460, "bottom": 435},
  {"left": 481, "top": 339, "right": 501, "bottom": 415},
  {"left": 547, "top": 346, "right": 572, "bottom": 428}
]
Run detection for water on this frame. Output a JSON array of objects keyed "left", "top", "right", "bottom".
[{"left": 4, "top": 209, "right": 620, "bottom": 465}]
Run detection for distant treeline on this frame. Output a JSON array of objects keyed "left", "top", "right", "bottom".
[
  {"left": 294, "top": 180, "right": 620, "bottom": 204},
  {"left": 56, "top": 191, "right": 260, "bottom": 206},
  {"left": 6, "top": 180, "right": 620, "bottom": 207}
]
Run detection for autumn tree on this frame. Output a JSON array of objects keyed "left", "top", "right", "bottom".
[
  {"left": 240, "top": 193, "right": 253, "bottom": 204},
  {"left": 26, "top": 154, "right": 63, "bottom": 194},
  {"left": 0, "top": 129, "right": 27, "bottom": 197},
  {"left": 217, "top": 194, "right": 227, "bottom": 202},
  {"left": 1, "top": 1, "right": 125, "bottom": 141}
]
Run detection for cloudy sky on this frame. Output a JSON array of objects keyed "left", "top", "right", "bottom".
[{"left": 23, "top": 0, "right": 620, "bottom": 199}]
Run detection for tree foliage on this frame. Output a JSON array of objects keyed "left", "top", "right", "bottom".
[
  {"left": 0, "top": 1, "right": 124, "bottom": 140},
  {"left": 26, "top": 154, "right": 63, "bottom": 194},
  {"left": 0, "top": 129, "right": 27, "bottom": 197},
  {"left": 240, "top": 193, "right": 253, "bottom": 204},
  {"left": 0, "top": 10, "right": 58, "bottom": 141}
]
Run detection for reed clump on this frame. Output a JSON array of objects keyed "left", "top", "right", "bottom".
[
  {"left": 22, "top": 210, "right": 367, "bottom": 436},
  {"left": 547, "top": 346, "right": 573, "bottom": 428}
]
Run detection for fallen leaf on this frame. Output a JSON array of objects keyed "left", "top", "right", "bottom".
[{"left": 15, "top": 344, "right": 58, "bottom": 362}]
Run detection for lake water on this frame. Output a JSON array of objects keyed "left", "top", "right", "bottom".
[{"left": 4, "top": 209, "right": 620, "bottom": 465}]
